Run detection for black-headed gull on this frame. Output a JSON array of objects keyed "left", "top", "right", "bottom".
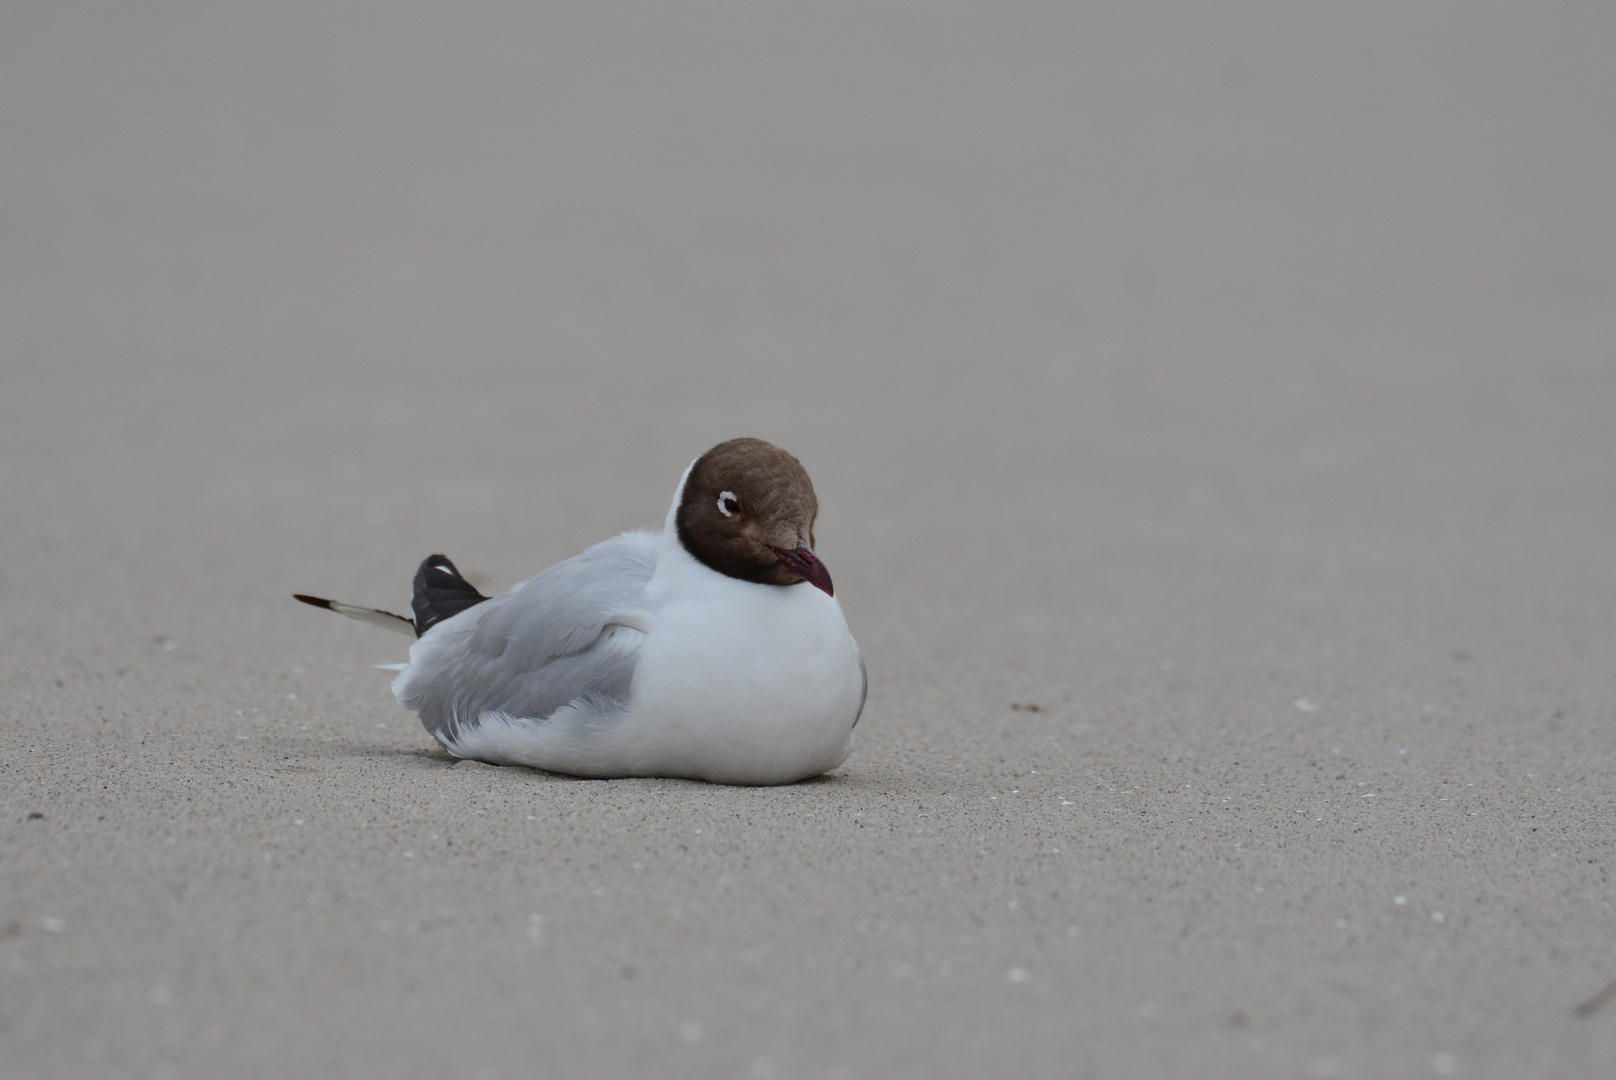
[{"left": 295, "top": 438, "right": 866, "bottom": 784}]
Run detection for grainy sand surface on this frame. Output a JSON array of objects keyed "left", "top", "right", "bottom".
[{"left": 4, "top": 5, "right": 1615, "bottom": 1078}]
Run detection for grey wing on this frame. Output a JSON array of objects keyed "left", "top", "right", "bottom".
[
  {"left": 852, "top": 638, "right": 868, "bottom": 728},
  {"left": 393, "top": 531, "right": 659, "bottom": 743}
]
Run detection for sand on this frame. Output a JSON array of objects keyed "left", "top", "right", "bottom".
[{"left": 4, "top": 5, "right": 1614, "bottom": 1077}]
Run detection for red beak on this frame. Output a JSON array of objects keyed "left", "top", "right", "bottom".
[{"left": 772, "top": 542, "right": 834, "bottom": 596}]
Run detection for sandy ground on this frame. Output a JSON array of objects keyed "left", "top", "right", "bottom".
[{"left": 4, "top": 4, "right": 1615, "bottom": 1078}]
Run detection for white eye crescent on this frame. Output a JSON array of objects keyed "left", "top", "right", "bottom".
[{"left": 717, "top": 491, "right": 740, "bottom": 517}]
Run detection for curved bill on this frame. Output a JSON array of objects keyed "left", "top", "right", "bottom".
[{"left": 771, "top": 542, "right": 834, "bottom": 596}]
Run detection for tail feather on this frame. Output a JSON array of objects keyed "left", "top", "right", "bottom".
[
  {"left": 293, "top": 594, "right": 417, "bottom": 637},
  {"left": 412, "top": 554, "right": 490, "bottom": 635},
  {"left": 294, "top": 553, "right": 489, "bottom": 639}
]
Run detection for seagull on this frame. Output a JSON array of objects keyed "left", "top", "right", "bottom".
[{"left": 294, "top": 438, "right": 866, "bottom": 784}]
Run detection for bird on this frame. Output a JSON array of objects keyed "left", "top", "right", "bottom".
[{"left": 294, "top": 437, "right": 866, "bottom": 785}]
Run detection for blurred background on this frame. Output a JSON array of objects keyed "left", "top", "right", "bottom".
[
  {"left": 7, "top": 3, "right": 1611, "bottom": 632},
  {"left": 3, "top": 3, "right": 1614, "bottom": 1077}
]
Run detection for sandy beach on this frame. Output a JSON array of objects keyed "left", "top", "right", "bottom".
[{"left": 4, "top": 5, "right": 1614, "bottom": 1077}]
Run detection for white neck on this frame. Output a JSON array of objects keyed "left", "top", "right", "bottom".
[
  {"left": 650, "top": 459, "right": 704, "bottom": 589},
  {"left": 660, "top": 459, "right": 697, "bottom": 539}
]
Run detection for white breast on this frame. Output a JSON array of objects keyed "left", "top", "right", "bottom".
[{"left": 620, "top": 548, "right": 862, "bottom": 784}]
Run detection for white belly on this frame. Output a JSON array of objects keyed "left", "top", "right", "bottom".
[{"left": 615, "top": 576, "right": 863, "bottom": 784}]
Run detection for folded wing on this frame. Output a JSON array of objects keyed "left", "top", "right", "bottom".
[{"left": 393, "top": 531, "right": 659, "bottom": 747}]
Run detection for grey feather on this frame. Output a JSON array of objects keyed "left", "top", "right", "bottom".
[
  {"left": 395, "top": 531, "right": 659, "bottom": 744},
  {"left": 852, "top": 639, "right": 868, "bottom": 728}
]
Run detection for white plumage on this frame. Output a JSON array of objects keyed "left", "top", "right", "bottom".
[{"left": 389, "top": 459, "right": 865, "bottom": 784}]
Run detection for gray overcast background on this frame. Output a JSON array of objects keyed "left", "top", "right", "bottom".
[{"left": 3, "top": 4, "right": 1614, "bottom": 1079}]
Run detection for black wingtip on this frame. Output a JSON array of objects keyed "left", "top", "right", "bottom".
[
  {"left": 412, "top": 554, "right": 490, "bottom": 636},
  {"left": 293, "top": 594, "right": 336, "bottom": 610}
]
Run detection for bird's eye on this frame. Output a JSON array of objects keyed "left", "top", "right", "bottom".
[{"left": 717, "top": 491, "right": 740, "bottom": 517}]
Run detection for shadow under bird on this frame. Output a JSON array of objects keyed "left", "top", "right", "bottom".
[{"left": 294, "top": 438, "right": 866, "bottom": 785}]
